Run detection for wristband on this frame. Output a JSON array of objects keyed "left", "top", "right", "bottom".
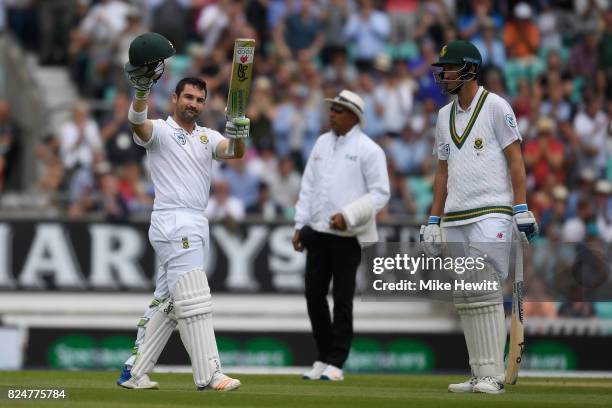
[
  {"left": 428, "top": 216, "right": 441, "bottom": 225},
  {"left": 513, "top": 204, "right": 528, "bottom": 214},
  {"left": 128, "top": 103, "right": 148, "bottom": 125}
]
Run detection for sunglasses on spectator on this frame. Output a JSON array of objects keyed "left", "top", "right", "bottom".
[{"left": 330, "top": 105, "right": 346, "bottom": 114}]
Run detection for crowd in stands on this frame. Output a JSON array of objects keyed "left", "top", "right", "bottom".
[{"left": 1, "top": 1, "right": 612, "bottom": 266}]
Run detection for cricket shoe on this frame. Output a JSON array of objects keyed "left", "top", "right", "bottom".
[
  {"left": 320, "top": 364, "right": 344, "bottom": 381},
  {"left": 198, "top": 372, "right": 241, "bottom": 391},
  {"left": 448, "top": 377, "right": 478, "bottom": 393},
  {"left": 303, "top": 361, "right": 327, "bottom": 380},
  {"left": 473, "top": 376, "right": 505, "bottom": 394},
  {"left": 117, "top": 366, "right": 159, "bottom": 389}
]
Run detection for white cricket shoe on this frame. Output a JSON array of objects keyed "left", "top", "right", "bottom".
[
  {"left": 473, "top": 376, "right": 505, "bottom": 394},
  {"left": 118, "top": 374, "right": 159, "bottom": 390},
  {"left": 448, "top": 377, "right": 478, "bottom": 393},
  {"left": 320, "top": 364, "right": 344, "bottom": 381},
  {"left": 302, "top": 361, "right": 328, "bottom": 380},
  {"left": 199, "top": 372, "right": 241, "bottom": 392}
]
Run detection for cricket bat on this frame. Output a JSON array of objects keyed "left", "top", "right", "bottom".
[
  {"left": 225, "top": 38, "right": 256, "bottom": 156},
  {"left": 506, "top": 227, "right": 525, "bottom": 384}
]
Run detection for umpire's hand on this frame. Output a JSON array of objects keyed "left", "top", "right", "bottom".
[
  {"left": 292, "top": 230, "right": 303, "bottom": 252},
  {"left": 329, "top": 213, "right": 347, "bottom": 231}
]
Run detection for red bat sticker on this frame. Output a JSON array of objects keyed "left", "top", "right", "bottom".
[{"left": 240, "top": 55, "right": 248, "bottom": 63}]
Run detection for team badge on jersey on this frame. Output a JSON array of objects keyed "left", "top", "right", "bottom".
[
  {"left": 438, "top": 143, "right": 450, "bottom": 160},
  {"left": 505, "top": 113, "right": 516, "bottom": 128},
  {"left": 176, "top": 132, "right": 187, "bottom": 145},
  {"left": 181, "top": 236, "right": 190, "bottom": 249},
  {"left": 199, "top": 133, "right": 209, "bottom": 144},
  {"left": 474, "top": 137, "right": 485, "bottom": 150}
]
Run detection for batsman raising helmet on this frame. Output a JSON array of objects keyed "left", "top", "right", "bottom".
[
  {"left": 420, "top": 40, "right": 538, "bottom": 394},
  {"left": 117, "top": 32, "right": 249, "bottom": 391}
]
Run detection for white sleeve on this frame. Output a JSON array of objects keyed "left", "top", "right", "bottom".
[
  {"left": 133, "top": 119, "right": 162, "bottom": 151},
  {"left": 362, "top": 144, "right": 390, "bottom": 212},
  {"left": 209, "top": 130, "right": 225, "bottom": 161},
  {"left": 491, "top": 97, "right": 522, "bottom": 150},
  {"left": 434, "top": 115, "right": 449, "bottom": 160},
  {"left": 294, "top": 141, "right": 318, "bottom": 229}
]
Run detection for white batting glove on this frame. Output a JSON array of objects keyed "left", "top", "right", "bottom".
[
  {"left": 419, "top": 216, "right": 444, "bottom": 257},
  {"left": 225, "top": 117, "right": 250, "bottom": 139},
  {"left": 513, "top": 204, "right": 539, "bottom": 243}
]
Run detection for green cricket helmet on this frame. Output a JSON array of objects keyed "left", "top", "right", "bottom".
[
  {"left": 432, "top": 40, "right": 482, "bottom": 94},
  {"left": 124, "top": 32, "right": 175, "bottom": 85}
]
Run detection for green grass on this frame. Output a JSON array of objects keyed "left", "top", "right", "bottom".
[{"left": 1, "top": 371, "right": 611, "bottom": 408}]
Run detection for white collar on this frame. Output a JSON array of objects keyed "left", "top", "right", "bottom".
[
  {"left": 456, "top": 86, "right": 484, "bottom": 113},
  {"left": 166, "top": 116, "right": 199, "bottom": 134}
]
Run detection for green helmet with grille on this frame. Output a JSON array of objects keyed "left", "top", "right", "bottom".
[{"left": 432, "top": 40, "right": 482, "bottom": 94}]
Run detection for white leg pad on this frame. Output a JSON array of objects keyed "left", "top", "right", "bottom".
[
  {"left": 173, "top": 268, "right": 220, "bottom": 387},
  {"left": 456, "top": 302, "right": 506, "bottom": 381},
  {"left": 130, "top": 297, "right": 177, "bottom": 378}
]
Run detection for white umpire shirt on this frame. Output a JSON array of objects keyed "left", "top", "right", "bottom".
[
  {"left": 133, "top": 116, "right": 225, "bottom": 211},
  {"left": 295, "top": 125, "right": 390, "bottom": 237}
]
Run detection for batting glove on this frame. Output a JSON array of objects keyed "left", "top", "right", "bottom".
[
  {"left": 225, "top": 117, "right": 250, "bottom": 140},
  {"left": 513, "top": 204, "right": 539, "bottom": 243},
  {"left": 124, "top": 62, "right": 162, "bottom": 99},
  {"left": 419, "top": 216, "right": 444, "bottom": 257}
]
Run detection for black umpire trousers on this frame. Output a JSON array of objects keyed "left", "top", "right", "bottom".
[{"left": 304, "top": 231, "right": 362, "bottom": 368}]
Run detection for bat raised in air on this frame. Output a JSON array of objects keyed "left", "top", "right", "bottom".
[
  {"left": 506, "top": 226, "right": 525, "bottom": 384},
  {"left": 226, "top": 38, "right": 255, "bottom": 156}
]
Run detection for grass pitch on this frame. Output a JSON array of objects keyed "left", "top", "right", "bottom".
[{"left": 1, "top": 371, "right": 611, "bottom": 408}]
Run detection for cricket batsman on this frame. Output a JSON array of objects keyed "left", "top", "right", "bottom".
[
  {"left": 420, "top": 40, "right": 538, "bottom": 394},
  {"left": 115, "top": 33, "right": 249, "bottom": 391}
]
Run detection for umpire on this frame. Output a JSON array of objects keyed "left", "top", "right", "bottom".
[{"left": 292, "top": 90, "right": 390, "bottom": 381}]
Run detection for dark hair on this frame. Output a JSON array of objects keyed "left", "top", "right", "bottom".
[{"left": 175, "top": 77, "right": 208, "bottom": 100}]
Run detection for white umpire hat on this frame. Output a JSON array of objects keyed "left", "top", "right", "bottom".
[{"left": 325, "top": 90, "right": 366, "bottom": 127}]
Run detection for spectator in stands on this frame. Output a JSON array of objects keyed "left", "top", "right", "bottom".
[
  {"left": 385, "top": 123, "right": 429, "bottom": 176},
  {"left": 0, "top": 101, "right": 20, "bottom": 191},
  {"left": 274, "top": 0, "right": 324, "bottom": 61},
  {"left": 116, "top": 161, "right": 153, "bottom": 213},
  {"left": 246, "top": 182, "right": 283, "bottom": 219},
  {"left": 563, "top": 197, "right": 595, "bottom": 242},
  {"left": 344, "top": 0, "right": 391, "bottom": 71},
  {"left": 385, "top": 0, "right": 419, "bottom": 44},
  {"left": 412, "top": 0, "right": 451, "bottom": 46},
  {"left": 524, "top": 278, "right": 558, "bottom": 319},
  {"left": 247, "top": 76, "right": 276, "bottom": 150},
  {"left": 504, "top": 2, "right": 540, "bottom": 61},
  {"left": 223, "top": 158, "right": 261, "bottom": 210},
  {"left": 59, "top": 100, "right": 103, "bottom": 175},
  {"left": 594, "top": 180, "right": 612, "bottom": 242},
  {"left": 151, "top": 0, "right": 191, "bottom": 54},
  {"left": 599, "top": 8, "right": 612, "bottom": 70},
  {"left": 319, "top": 0, "right": 351, "bottom": 64},
  {"left": 570, "top": 29, "right": 600, "bottom": 78},
  {"left": 458, "top": 0, "right": 502, "bottom": 43},
  {"left": 204, "top": 178, "right": 245, "bottom": 221},
  {"left": 272, "top": 84, "right": 321, "bottom": 167},
  {"left": 537, "top": 0, "right": 562, "bottom": 51},
  {"left": 373, "top": 60, "right": 416, "bottom": 136},
  {"left": 356, "top": 72, "right": 386, "bottom": 140},
  {"left": 98, "top": 166, "right": 129, "bottom": 222},
  {"left": 539, "top": 185, "right": 569, "bottom": 235},
  {"left": 100, "top": 92, "right": 144, "bottom": 166},
  {"left": 34, "top": 134, "right": 65, "bottom": 207},
  {"left": 380, "top": 168, "right": 416, "bottom": 217},
  {"left": 524, "top": 117, "right": 565, "bottom": 189},
  {"left": 472, "top": 17, "right": 506, "bottom": 69},
  {"left": 322, "top": 48, "right": 359, "bottom": 88},
  {"left": 574, "top": 95, "right": 608, "bottom": 176},
  {"left": 269, "top": 156, "right": 301, "bottom": 215},
  {"left": 482, "top": 68, "right": 509, "bottom": 101}
]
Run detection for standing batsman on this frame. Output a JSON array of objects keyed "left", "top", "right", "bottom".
[
  {"left": 420, "top": 40, "right": 538, "bottom": 394},
  {"left": 116, "top": 33, "right": 249, "bottom": 391}
]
